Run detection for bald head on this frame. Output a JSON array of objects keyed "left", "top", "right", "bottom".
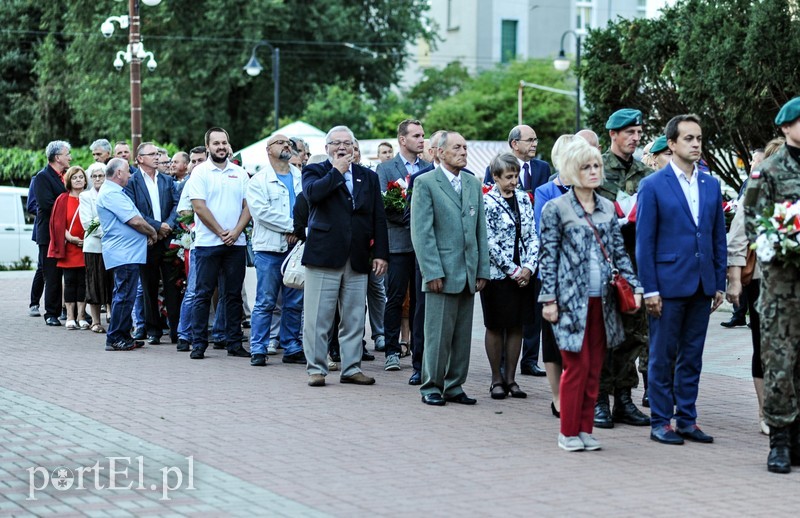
[
  {"left": 508, "top": 125, "right": 538, "bottom": 160},
  {"left": 267, "top": 134, "right": 293, "bottom": 162},
  {"left": 576, "top": 129, "right": 601, "bottom": 150}
]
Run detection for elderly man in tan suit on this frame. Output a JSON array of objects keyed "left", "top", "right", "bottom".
[{"left": 410, "top": 131, "right": 490, "bottom": 406}]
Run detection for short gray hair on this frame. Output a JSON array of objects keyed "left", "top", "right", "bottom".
[
  {"left": 325, "top": 125, "right": 356, "bottom": 144},
  {"left": 507, "top": 126, "right": 522, "bottom": 147},
  {"left": 489, "top": 152, "right": 521, "bottom": 179},
  {"left": 90, "top": 139, "right": 111, "bottom": 153},
  {"left": 46, "top": 140, "right": 70, "bottom": 163},
  {"left": 436, "top": 131, "right": 451, "bottom": 150},
  {"left": 105, "top": 158, "right": 128, "bottom": 178},
  {"left": 173, "top": 151, "right": 189, "bottom": 164}
]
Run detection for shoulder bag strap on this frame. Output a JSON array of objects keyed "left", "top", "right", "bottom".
[{"left": 576, "top": 195, "right": 617, "bottom": 273}]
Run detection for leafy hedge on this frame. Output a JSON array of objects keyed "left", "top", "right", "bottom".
[{"left": 0, "top": 143, "right": 181, "bottom": 186}]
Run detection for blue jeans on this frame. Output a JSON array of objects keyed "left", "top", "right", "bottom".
[
  {"left": 191, "top": 245, "right": 245, "bottom": 352},
  {"left": 211, "top": 272, "right": 226, "bottom": 343},
  {"left": 108, "top": 264, "right": 140, "bottom": 345},
  {"left": 131, "top": 279, "right": 145, "bottom": 330},
  {"left": 250, "top": 251, "right": 303, "bottom": 356},
  {"left": 177, "top": 249, "right": 197, "bottom": 342}
]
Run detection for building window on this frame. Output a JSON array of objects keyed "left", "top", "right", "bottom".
[
  {"left": 576, "top": 0, "right": 593, "bottom": 34},
  {"left": 637, "top": 0, "right": 647, "bottom": 15},
  {"left": 501, "top": 19, "right": 517, "bottom": 63}
]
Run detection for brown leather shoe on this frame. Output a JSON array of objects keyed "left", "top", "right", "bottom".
[
  {"left": 340, "top": 372, "right": 376, "bottom": 385},
  {"left": 308, "top": 374, "right": 326, "bottom": 387}
]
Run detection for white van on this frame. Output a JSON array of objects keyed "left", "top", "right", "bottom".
[{"left": 0, "top": 186, "right": 38, "bottom": 266}]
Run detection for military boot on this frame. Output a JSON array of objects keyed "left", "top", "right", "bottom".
[
  {"left": 641, "top": 372, "right": 650, "bottom": 408},
  {"left": 594, "top": 392, "right": 614, "bottom": 429},
  {"left": 612, "top": 388, "right": 651, "bottom": 426},
  {"left": 767, "top": 426, "right": 791, "bottom": 474},
  {"left": 790, "top": 420, "right": 800, "bottom": 466}
]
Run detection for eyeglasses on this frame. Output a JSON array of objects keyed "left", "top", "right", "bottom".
[
  {"left": 57, "top": 152, "right": 72, "bottom": 157},
  {"left": 269, "top": 140, "right": 292, "bottom": 147},
  {"left": 327, "top": 140, "right": 354, "bottom": 148},
  {"left": 139, "top": 152, "right": 160, "bottom": 157},
  {"left": 517, "top": 138, "right": 539, "bottom": 144},
  {"left": 90, "top": 174, "right": 104, "bottom": 179}
]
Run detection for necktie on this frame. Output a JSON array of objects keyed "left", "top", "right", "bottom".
[
  {"left": 523, "top": 163, "right": 531, "bottom": 191},
  {"left": 344, "top": 171, "right": 354, "bottom": 195},
  {"left": 451, "top": 176, "right": 461, "bottom": 194}
]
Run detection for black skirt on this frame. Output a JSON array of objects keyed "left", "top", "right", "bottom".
[{"left": 480, "top": 277, "right": 536, "bottom": 329}]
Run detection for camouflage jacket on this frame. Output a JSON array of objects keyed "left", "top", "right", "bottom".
[
  {"left": 743, "top": 145, "right": 800, "bottom": 243},
  {"left": 598, "top": 151, "right": 653, "bottom": 202}
]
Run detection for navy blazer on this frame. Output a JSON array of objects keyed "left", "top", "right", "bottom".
[
  {"left": 32, "top": 165, "right": 67, "bottom": 246},
  {"left": 123, "top": 171, "right": 179, "bottom": 245},
  {"left": 635, "top": 165, "right": 727, "bottom": 298},
  {"left": 484, "top": 157, "right": 551, "bottom": 191},
  {"left": 301, "top": 160, "right": 389, "bottom": 273}
]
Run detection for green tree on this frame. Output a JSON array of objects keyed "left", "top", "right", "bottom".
[
  {"left": 424, "top": 59, "right": 576, "bottom": 162},
  {"left": 581, "top": 0, "right": 800, "bottom": 189},
  {"left": 0, "top": 0, "right": 435, "bottom": 151}
]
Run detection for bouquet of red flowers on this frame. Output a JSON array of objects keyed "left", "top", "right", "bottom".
[{"left": 382, "top": 180, "right": 408, "bottom": 211}]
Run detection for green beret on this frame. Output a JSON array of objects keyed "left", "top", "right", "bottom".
[
  {"left": 775, "top": 97, "right": 800, "bottom": 126},
  {"left": 605, "top": 108, "right": 644, "bottom": 130},
  {"left": 650, "top": 135, "right": 668, "bottom": 155}
]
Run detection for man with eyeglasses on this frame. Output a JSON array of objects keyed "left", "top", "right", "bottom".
[
  {"left": 156, "top": 148, "right": 172, "bottom": 175},
  {"left": 124, "top": 142, "right": 181, "bottom": 345},
  {"left": 33, "top": 141, "right": 70, "bottom": 326},
  {"left": 245, "top": 134, "right": 304, "bottom": 367},
  {"left": 301, "top": 125, "right": 389, "bottom": 386}
]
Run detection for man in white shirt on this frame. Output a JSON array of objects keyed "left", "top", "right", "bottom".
[{"left": 187, "top": 127, "right": 252, "bottom": 360}]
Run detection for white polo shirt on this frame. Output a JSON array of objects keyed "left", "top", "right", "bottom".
[{"left": 186, "top": 159, "right": 249, "bottom": 247}]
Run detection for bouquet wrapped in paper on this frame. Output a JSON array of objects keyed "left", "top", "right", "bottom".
[
  {"left": 84, "top": 216, "right": 101, "bottom": 237},
  {"left": 751, "top": 200, "right": 800, "bottom": 267},
  {"left": 382, "top": 179, "right": 408, "bottom": 212}
]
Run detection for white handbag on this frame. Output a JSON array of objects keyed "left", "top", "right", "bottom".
[{"left": 281, "top": 242, "right": 306, "bottom": 289}]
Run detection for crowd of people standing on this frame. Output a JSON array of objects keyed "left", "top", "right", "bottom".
[{"left": 23, "top": 97, "right": 800, "bottom": 472}]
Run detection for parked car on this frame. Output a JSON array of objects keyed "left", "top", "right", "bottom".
[{"left": 0, "top": 186, "right": 38, "bottom": 266}]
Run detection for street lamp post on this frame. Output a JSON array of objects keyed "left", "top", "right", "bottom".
[
  {"left": 553, "top": 30, "right": 582, "bottom": 133},
  {"left": 243, "top": 41, "right": 280, "bottom": 132},
  {"left": 102, "top": 0, "right": 162, "bottom": 153}
]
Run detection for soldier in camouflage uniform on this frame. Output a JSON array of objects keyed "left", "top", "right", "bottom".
[
  {"left": 743, "top": 97, "right": 800, "bottom": 474},
  {"left": 595, "top": 109, "right": 653, "bottom": 428}
]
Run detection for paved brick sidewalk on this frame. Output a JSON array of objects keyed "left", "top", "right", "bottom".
[{"left": 1, "top": 271, "right": 799, "bottom": 516}]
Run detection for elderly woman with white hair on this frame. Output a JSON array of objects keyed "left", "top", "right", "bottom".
[
  {"left": 79, "top": 161, "right": 113, "bottom": 333},
  {"left": 538, "top": 139, "right": 643, "bottom": 452}
]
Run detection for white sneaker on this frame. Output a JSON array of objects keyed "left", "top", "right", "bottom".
[
  {"left": 558, "top": 433, "right": 585, "bottom": 452},
  {"left": 578, "top": 432, "right": 602, "bottom": 451},
  {"left": 29, "top": 305, "right": 41, "bottom": 317},
  {"left": 327, "top": 354, "right": 340, "bottom": 371},
  {"left": 267, "top": 341, "right": 279, "bottom": 355}
]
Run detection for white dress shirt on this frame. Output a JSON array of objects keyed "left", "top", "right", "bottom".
[
  {"left": 142, "top": 171, "right": 162, "bottom": 222},
  {"left": 670, "top": 160, "right": 700, "bottom": 226}
]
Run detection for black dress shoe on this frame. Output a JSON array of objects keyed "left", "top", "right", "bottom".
[
  {"left": 59, "top": 309, "right": 67, "bottom": 321},
  {"left": 45, "top": 317, "right": 62, "bottom": 327},
  {"left": 445, "top": 392, "right": 477, "bottom": 405},
  {"left": 520, "top": 363, "right": 546, "bottom": 376},
  {"left": 594, "top": 394, "right": 614, "bottom": 429},
  {"left": 282, "top": 351, "right": 306, "bottom": 364},
  {"left": 650, "top": 425, "right": 684, "bottom": 445},
  {"left": 212, "top": 341, "right": 226, "bottom": 350},
  {"left": 227, "top": 347, "right": 251, "bottom": 358},
  {"left": 170, "top": 332, "right": 178, "bottom": 344},
  {"left": 190, "top": 348, "right": 205, "bottom": 359},
  {"left": 250, "top": 353, "right": 267, "bottom": 366},
  {"left": 677, "top": 425, "right": 714, "bottom": 443},
  {"left": 361, "top": 349, "right": 375, "bottom": 361},
  {"left": 132, "top": 328, "right": 146, "bottom": 340},
  {"left": 408, "top": 371, "right": 421, "bottom": 385},
  {"left": 720, "top": 316, "right": 747, "bottom": 328},
  {"left": 421, "top": 393, "right": 446, "bottom": 406},
  {"left": 176, "top": 340, "right": 191, "bottom": 352},
  {"left": 147, "top": 335, "right": 161, "bottom": 345}
]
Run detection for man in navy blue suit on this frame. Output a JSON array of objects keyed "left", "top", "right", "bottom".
[
  {"left": 301, "top": 125, "right": 389, "bottom": 387},
  {"left": 484, "top": 125, "right": 551, "bottom": 377},
  {"left": 124, "top": 142, "right": 181, "bottom": 344},
  {"left": 636, "top": 114, "right": 726, "bottom": 445}
]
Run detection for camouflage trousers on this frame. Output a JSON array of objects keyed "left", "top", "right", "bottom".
[
  {"left": 760, "top": 265, "right": 800, "bottom": 428},
  {"left": 600, "top": 309, "right": 648, "bottom": 394}
]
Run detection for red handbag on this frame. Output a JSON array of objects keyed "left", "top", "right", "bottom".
[{"left": 581, "top": 205, "right": 639, "bottom": 314}]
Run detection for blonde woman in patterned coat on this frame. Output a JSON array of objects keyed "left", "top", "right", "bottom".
[
  {"left": 480, "top": 153, "right": 539, "bottom": 399},
  {"left": 538, "top": 140, "right": 643, "bottom": 452}
]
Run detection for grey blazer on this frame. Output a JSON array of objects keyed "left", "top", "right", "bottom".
[
  {"left": 376, "top": 153, "right": 429, "bottom": 254},
  {"left": 410, "top": 167, "right": 490, "bottom": 293},
  {"left": 538, "top": 191, "right": 642, "bottom": 352}
]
